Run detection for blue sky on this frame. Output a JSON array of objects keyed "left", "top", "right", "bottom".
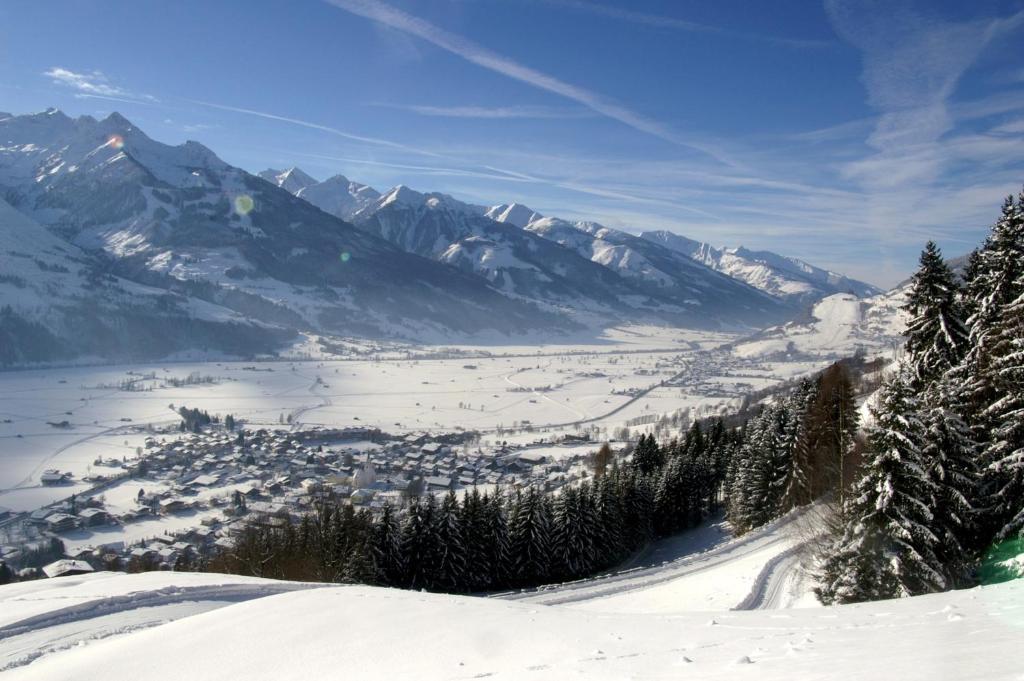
[{"left": 2, "top": 0, "right": 1023, "bottom": 286}]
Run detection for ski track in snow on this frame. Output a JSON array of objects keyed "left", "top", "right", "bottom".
[
  {"left": 498, "top": 509, "right": 808, "bottom": 607},
  {"left": 0, "top": 581, "right": 322, "bottom": 671},
  {"left": 732, "top": 545, "right": 805, "bottom": 610}
]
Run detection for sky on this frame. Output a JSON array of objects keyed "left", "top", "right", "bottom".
[{"left": 2, "top": 0, "right": 1023, "bottom": 287}]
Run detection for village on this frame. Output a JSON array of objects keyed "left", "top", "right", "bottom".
[{"left": 0, "top": 421, "right": 604, "bottom": 580}]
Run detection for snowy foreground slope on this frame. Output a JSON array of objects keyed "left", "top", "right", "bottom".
[{"left": 2, "top": 570, "right": 1022, "bottom": 680}]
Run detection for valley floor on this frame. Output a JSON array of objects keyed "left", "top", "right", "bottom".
[{"left": 0, "top": 326, "right": 831, "bottom": 513}]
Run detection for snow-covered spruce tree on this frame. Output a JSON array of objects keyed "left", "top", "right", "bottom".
[
  {"left": 372, "top": 503, "right": 404, "bottom": 586},
  {"left": 954, "top": 191, "right": 1024, "bottom": 543},
  {"left": 459, "top": 487, "right": 491, "bottom": 591},
  {"left": 903, "top": 241, "right": 969, "bottom": 389},
  {"left": 434, "top": 490, "right": 467, "bottom": 591},
  {"left": 400, "top": 494, "right": 440, "bottom": 590},
  {"left": 482, "top": 490, "right": 511, "bottom": 588},
  {"left": 726, "top": 429, "right": 758, "bottom": 533},
  {"left": 817, "top": 369, "right": 945, "bottom": 604},
  {"left": 981, "top": 280, "right": 1024, "bottom": 541},
  {"left": 919, "top": 374, "right": 978, "bottom": 582},
  {"left": 654, "top": 448, "right": 690, "bottom": 536},
  {"left": 553, "top": 483, "right": 598, "bottom": 580},
  {"left": 508, "top": 487, "right": 553, "bottom": 586},
  {"left": 780, "top": 378, "right": 817, "bottom": 511},
  {"left": 632, "top": 433, "right": 664, "bottom": 475},
  {"left": 593, "top": 470, "right": 626, "bottom": 569}
]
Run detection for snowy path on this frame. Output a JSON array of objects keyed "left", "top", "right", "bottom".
[
  {"left": 498, "top": 509, "right": 810, "bottom": 609},
  {"left": 0, "top": 574, "right": 322, "bottom": 671},
  {"left": 732, "top": 545, "right": 805, "bottom": 610}
]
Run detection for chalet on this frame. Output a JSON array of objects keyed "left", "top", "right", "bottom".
[
  {"left": 159, "top": 499, "right": 188, "bottom": 514},
  {"left": 45, "top": 513, "right": 78, "bottom": 533},
  {"left": 519, "top": 452, "right": 549, "bottom": 465},
  {"left": 40, "top": 469, "right": 69, "bottom": 486},
  {"left": 77, "top": 508, "right": 111, "bottom": 527},
  {"left": 42, "top": 559, "right": 94, "bottom": 579},
  {"left": 28, "top": 508, "right": 55, "bottom": 525},
  {"left": 424, "top": 475, "right": 452, "bottom": 491}
]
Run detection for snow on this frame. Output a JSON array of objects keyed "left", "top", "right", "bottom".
[
  {"left": 504, "top": 508, "right": 820, "bottom": 612},
  {"left": 734, "top": 288, "right": 908, "bottom": 360},
  {"left": 1, "top": 568, "right": 1020, "bottom": 680},
  {"left": 0, "top": 326, "right": 859, "bottom": 511}
]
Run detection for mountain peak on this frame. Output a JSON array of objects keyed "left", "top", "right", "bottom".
[
  {"left": 382, "top": 184, "right": 426, "bottom": 207},
  {"left": 486, "top": 202, "right": 543, "bottom": 228},
  {"left": 259, "top": 167, "right": 318, "bottom": 193},
  {"left": 102, "top": 111, "right": 132, "bottom": 126}
]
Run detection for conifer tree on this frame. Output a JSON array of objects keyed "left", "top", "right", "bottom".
[
  {"left": 903, "top": 241, "right": 969, "bottom": 388},
  {"left": 434, "top": 491, "right": 467, "bottom": 591},
  {"left": 373, "top": 504, "right": 404, "bottom": 586},
  {"left": 818, "top": 370, "right": 945, "bottom": 603},
  {"left": 508, "top": 487, "right": 553, "bottom": 585}
]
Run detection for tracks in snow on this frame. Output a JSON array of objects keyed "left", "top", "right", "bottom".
[
  {"left": 498, "top": 510, "right": 808, "bottom": 608},
  {"left": 0, "top": 581, "right": 322, "bottom": 671}
]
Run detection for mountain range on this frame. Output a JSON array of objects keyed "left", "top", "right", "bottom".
[{"left": 0, "top": 109, "right": 880, "bottom": 364}]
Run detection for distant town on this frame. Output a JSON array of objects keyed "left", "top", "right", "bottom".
[{"left": 1, "top": 420, "right": 605, "bottom": 579}]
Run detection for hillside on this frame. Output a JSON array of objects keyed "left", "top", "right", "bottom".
[
  {"left": 730, "top": 287, "right": 909, "bottom": 360},
  {"left": 0, "top": 110, "right": 574, "bottom": 359},
  {"left": 1, "top": 569, "right": 1020, "bottom": 680}
]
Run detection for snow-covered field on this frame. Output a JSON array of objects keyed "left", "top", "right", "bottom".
[
  {"left": 0, "top": 326, "right": 843, "bottom": 511},
  {"left": 2, "top": 566, "right": 1020, "bottom": 680}
]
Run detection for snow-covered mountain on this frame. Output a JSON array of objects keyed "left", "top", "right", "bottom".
[
  {"left": 641, "top": 230, "right": 881, "bottom": 305},
  {"left": 0, "top": 197, "right": 287, "bottom": 364},
  {"left": 485, "top": 201, "right": 543, "bottom": 227},
  {"left": 731, "top": 285, "right": 909, "bottom": 360},
  {"left": 0, "top": 110, "right": 572, "bottom": 361},
  {"left": 259, "top": 167, "right": 380, "bottom": 221},
  {"left": 349, "top": 185, "right": 793, "bottom": 328},
  {"left": 256, "top": 167, "right": 318, "bottom": 195}
]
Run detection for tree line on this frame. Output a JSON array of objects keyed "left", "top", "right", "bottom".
[{"left": 206, "top": 424, "right": 740, "bottom": 592}]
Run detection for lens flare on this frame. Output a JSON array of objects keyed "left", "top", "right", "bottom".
[
  {"left": 340, "top": 251, "right": 351, "bottom": 263},
  {"left": 234, "top": 194, "right": 255, "bottom": 215},
  {"left": 107, "top": 134, "right": 124, "bottom": 149}
]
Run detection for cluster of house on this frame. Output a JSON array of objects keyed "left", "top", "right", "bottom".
[{"left": 8, "top": 425, "right": 598, "bottom": 577}]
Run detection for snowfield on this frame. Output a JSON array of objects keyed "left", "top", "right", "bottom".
[{"left": 1, "top": 569, "right": 1021, "bottom": 680}]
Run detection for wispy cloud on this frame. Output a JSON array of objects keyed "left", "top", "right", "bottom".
[
  {"left": 323, "top": 0, "right": 735, "bottom": 165},
  {"left": 184, "top": 98, "right": 443, "bottom": 158},
  {"left": 379, "top": 103, "right": 593, "bottom": 119},
  {"left": 44, "top": 67, "right": 157, "bottom": 103},
  {"left": 541, "top": 0, "right": 832, "bottom": 49},
  {"left": 44, "top": 67, "right": 125, "bottom": 96},
  {"left": 825, "top": 1, "right": 1024, "bottom": 186}
]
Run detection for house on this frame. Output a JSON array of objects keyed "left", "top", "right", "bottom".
[
  {"left": 350, "top": 488, "right": 375, "bottom": 505},
  {"left": 42, "top": 559, "right": 94, "bottom": 578},
  {"left": 28, "top": 508, "right": 56, "bottom": 525},
  {"left": 424, "top": 475, "right": 452, "bottom": 491},
  {"left": 40, "top": 469, "right": 69, "bottom": 486},
  {"left": 159, "top": 499, "right": 188, "bottom": 514},
  {"left": 45, "top": 513, "right": 78, "bottom": 533},
  {"left": 78, "top": 508, "right": 110, "bottom": 527}
]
